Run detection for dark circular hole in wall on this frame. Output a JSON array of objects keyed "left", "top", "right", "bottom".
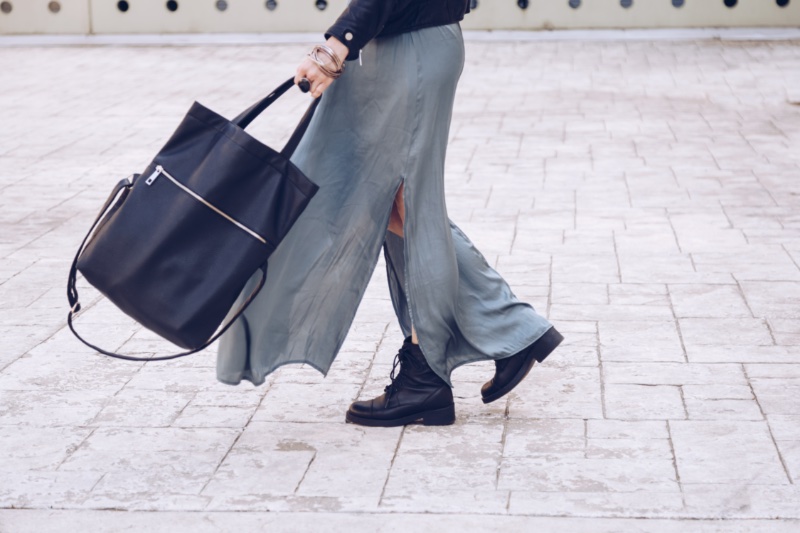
[
  {"left": 518, "top": 0, "right": 529, "bottom": 9},
  {"left": 568, "top": 0, "right": 581, "bottom": 8},
  {"left": 166, "top": 0, "right": 179, "bottom": 12},
  {"left": 723, "top": 0, "right": 737, "bottom": 7},
  {"left": 216, "top": 0, "right": 227, "bottom": 11},
  {"left": 48, "top": 1, "right": 61, "bottom": 13},
  {"left": 621, "top": 0, "right": 633, "bottom": 7},
  {"left": 777, "top": 0, "right": 789, "bottom": 7},
  {"left": 672, "top": 0, "right": 685, "bottom": 7},
  {"left": 117, "top": 0, "right": 129, "bottom": 12},
  {"left": 315, "top": 0, "right": 327, "bottom": 10},
  {"left": 265, "top": 0, "right": 277, "bottom": 10},
  {"left": 0, "top": 1, "right": 11, "bottom": 14}
]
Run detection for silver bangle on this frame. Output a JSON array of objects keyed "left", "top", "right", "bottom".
[{"left": 307, "top": 44, "right": 345, "bottom": 79}]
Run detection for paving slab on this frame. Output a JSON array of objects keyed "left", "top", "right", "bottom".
[{"left": 1, "top": 33, "right": 800, "bottom": 531}]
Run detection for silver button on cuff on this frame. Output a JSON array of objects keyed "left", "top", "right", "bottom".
[{"left": 344, "top": 31, "right": 354, "bottom": 41}]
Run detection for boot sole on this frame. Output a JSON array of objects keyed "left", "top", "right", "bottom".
[
  {"left": 481, "top": 327, "right": 564, "bottom": 405},
  {"left": 345, "top": 404, "right": 456, "bottom": 428}
]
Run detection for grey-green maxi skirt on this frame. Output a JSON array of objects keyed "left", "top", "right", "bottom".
[{"left": 217, "top": 23, "right": 554, "bottom": 387}]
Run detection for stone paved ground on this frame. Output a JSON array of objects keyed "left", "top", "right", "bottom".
[{"left": 1, "top": 35, "right": 799, "bottom": 532}]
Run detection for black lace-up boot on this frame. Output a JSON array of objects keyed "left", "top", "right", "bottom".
[
  {"left": 481, "top": 326, "right": 564, "bottom": 404},
  {"left": 346, "top": 337, "right": 455, "bottom": 427}
]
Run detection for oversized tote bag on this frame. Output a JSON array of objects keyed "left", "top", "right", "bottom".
[{"left": 67, "top": 78, "right": 320, "bottom": 361}]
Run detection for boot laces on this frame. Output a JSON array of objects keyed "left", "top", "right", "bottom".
[{"left": 384, "top": 344, "right": 415, "bottom": 398}]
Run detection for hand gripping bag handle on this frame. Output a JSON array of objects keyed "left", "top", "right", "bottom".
[{"left": 66, "top": 78, "right": 319, "bottom": 361}]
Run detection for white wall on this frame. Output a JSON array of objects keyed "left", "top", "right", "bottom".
[{"left": 0, "top": 0, "right": 798, "bottom": 35}]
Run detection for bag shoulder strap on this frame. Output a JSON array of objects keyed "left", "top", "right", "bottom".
[
  {"left": 67, "top": 268, "right": 266, "bottom": 362},
  {"left": 67, "top": 175, "right": 135, "bottom": 314}
]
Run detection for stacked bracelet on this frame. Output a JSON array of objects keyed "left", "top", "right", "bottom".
[{"left": 307, "top": 44, "right": 346, "bottom": 79}]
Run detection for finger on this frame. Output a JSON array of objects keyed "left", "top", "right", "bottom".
[
  {"left": 311, "top": 78, "right": 325, "bottom": 97},
  {"left": 295, "top": 59, "right": 316, "bottom": 83},
  {"left": 307, "top": 64, "right": 324, "bottom": 85},
  {"left": 294, "top": 62, "right": 311, "bottom": 84},
  {"left": 313, "top": 80, "right": 327, "bottom": 98}
]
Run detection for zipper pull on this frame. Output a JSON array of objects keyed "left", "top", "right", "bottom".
[
  {"left": 145, "top": 165, "right": 163, "bottom": 186},
  {"left": 359, "top": 49, "right": 363, "bottom": 66}
]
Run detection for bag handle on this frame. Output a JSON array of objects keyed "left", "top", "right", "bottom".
[
  {"left": 233, "top": 77, "right": 322, "bottom": 159},
  {"left": 67, "top": 175, "right": 269, "bottom": 361}
]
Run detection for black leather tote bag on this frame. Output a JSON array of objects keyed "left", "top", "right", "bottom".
[{"left": 67, "top": 77, "right": 320, "bottom": 361}]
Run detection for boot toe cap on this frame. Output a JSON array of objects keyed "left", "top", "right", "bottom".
[
  {"left": 347, "top": 399, "right": 374, "bottom": 417},
  {"left": 480, "top": 379, "right": 497, "bottom": 397}
]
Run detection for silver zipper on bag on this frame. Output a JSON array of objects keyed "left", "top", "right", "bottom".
[{"left": 144, "top": 165, "right": 268, "bottom": 246}]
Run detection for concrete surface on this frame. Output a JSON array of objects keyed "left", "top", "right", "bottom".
[{"left": 0, "top": 33, "right": 799, "bottom": 532}]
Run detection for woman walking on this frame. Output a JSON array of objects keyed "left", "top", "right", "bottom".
[{"left": 217, "top": 0, "right": 563, "bottom": 427}]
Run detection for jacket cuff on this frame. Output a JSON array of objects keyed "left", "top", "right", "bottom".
[{"left": 324, "top": 24, "right": 366, "bottom": 62}]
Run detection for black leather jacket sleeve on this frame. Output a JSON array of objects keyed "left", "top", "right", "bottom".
[{"left": 325, "top": 0, "right": 411, "bottom": 61}]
